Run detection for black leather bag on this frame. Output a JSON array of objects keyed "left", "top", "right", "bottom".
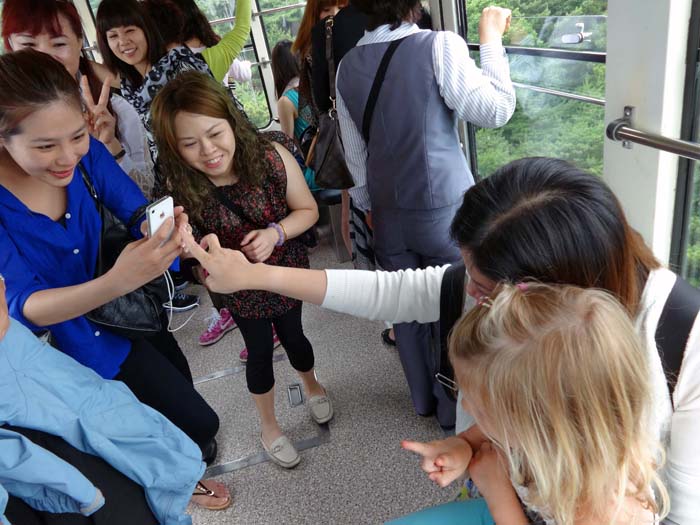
[
  {"left": 80, "top": 164, "right": 169, "bottom": 339},
  {"left": 310, "top": 17, "right": 354, "bottom": 190}
]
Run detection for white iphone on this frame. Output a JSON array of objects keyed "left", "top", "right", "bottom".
[{"left": 146, "top": 196, "right": 174, "bottom": 242}]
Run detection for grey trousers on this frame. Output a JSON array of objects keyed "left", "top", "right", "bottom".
[{"left": 373, "top": 203, "right": 462, "bottom": 427}]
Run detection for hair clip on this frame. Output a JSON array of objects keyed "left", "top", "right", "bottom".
[
  {"left": 516, "top": 282, "right": 529, "bottom": 291},
  {"left": 479, "top": 297, "right": 494, "bottom": 309},
  {"left": 435, "top": 373, "right": 458, "bottom": 393}
]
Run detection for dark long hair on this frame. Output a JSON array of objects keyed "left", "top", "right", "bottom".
[
  {"left": 271, "top": 40, "right": 299, "bottom": 99},
  {"left": 151, "top": 71, "right": 270, "bottom": 222},
  {"left": 2, "top": 0, "right": 109, "bottom": 124},
  {"left": 96, "top": 0, "right": 167, "bottom": 88},
  {"left": 0, "top": 49, "right": 82, "bottom": 138},
  {"left": 171, "top": 0, "right": 221, "bottom": 47},
  {"left": 450, "top": 157, "right": 660, "bottom": 316},
  {"left": 142, "top": 0, "right": 185, "bottom": 46},
  {"left": 353, "top": 0, "right": 422, "bottom": 31}
]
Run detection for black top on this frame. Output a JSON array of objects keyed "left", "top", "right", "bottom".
[{"left": 311, "top": 5, "right": 368, "bottom": 113}]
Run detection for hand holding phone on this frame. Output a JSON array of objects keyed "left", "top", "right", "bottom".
[{"left": 146, "top": 196, "right": 175, "bottom": 243}]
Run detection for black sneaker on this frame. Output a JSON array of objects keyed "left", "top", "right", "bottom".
[
  {"left": 164, "top": 292, "right": 199, "bottom": 312},
  {"left": 170, "top": 271, "right": 190, "bottom": 292}
]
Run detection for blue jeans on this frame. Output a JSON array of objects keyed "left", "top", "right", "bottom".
[{"left": 385, "top": 498, "right": 495, "bottom": 525}]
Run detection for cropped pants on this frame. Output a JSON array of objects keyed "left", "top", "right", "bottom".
[{"left": 233, "top": 304, "right": 315, "bottom": 395}]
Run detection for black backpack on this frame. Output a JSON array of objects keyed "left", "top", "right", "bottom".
[{"left": 435, "top": 264, "right": 700, "bottom": 404}]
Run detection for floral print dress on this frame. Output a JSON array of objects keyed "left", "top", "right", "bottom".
[{"left": 191, "top": 144, "right": 310, "bottom": 320}]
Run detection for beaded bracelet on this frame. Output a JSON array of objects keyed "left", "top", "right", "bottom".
[{"left": 268, "top": 222, "right": 285, "bottom": 247}]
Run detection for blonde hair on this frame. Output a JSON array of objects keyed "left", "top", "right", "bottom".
[{"left": 449, "top": 283, "right": 668, "bottom": 525}]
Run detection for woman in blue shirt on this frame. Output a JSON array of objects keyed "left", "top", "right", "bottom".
[{"left": 0, "top": 50, "right": 229, "bottom": 510}]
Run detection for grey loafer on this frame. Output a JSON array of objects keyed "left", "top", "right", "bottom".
[
  {"left": 308, "top": 389, "right": 334, "bottom": 424},
  {"left": 261, "top": 434, "right": 300, "bottom": 469}
]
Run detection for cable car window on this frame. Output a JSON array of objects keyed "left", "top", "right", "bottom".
[
  {"left": 466, "top": 1, "right": 607, "bottom": 178},
  {"left": 260, "top": 5, "right": 305, "bottom": 50}
]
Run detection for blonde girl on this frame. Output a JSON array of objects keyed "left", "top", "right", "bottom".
[{"left": 398, "top": 283, "right": 667, "bottom": 525}]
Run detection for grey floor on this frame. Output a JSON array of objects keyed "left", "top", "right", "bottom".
[{"left": 172, "top": 237, "right": 454, "bottom": 524}]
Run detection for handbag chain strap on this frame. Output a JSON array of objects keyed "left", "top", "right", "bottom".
[
  {"left": 325, "top": 17, "right": 338, "bottom": 115},
  {"left": 78, "top": 162, "right": 147, "bottom": 229}
]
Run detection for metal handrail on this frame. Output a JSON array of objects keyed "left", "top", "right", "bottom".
[
  {"left": 513, "top": 82, "right": 605, "bottom": 106},
  {"left": 607, "top": 107, "right": 700, "bottom": 161},
  {"left": 468, "top": 43, "right": 606, "bottom": 63},
  {"left": 210, "top": 2, "right": 307, "bottom": 26}
]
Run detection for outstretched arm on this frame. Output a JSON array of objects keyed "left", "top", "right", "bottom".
[
  {"left": 200, "top": 0, "right": 253, "bottom": 82},
  {"left": 181, "top": 229, "right": 450, "bottom": 325}
]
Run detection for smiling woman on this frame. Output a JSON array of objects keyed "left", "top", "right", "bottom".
[{"left": 0, "top": 50, "right": 231, "bottom": 512}]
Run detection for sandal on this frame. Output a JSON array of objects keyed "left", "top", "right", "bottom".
[{"left": 191, "top": 479, "right": 231, "bottom": 511}]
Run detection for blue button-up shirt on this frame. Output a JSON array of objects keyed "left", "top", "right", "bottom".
[
  {"left": 0, "top": 138, "right": 147, "bottom": 379},
  {"left": 0, "top": 318, "right": 204, "bottom": 525}
]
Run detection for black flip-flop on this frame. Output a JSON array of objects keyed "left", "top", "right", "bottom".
[{"left": 381, "top": 328, "right": 396, "bottom": 347}]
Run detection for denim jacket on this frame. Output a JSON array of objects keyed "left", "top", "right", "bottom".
[{"left": 0, "top": 319, "right": 205, "bottom": 524}]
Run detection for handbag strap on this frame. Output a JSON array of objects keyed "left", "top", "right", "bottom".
[
  {"left": 325, "top": 17, "right": 338, "bottom": 109},
  {"left": 212, "top": 186, "right": 263, "bottom": 228},
  {"left": 78, "top": 162, "right": 147, "bottom": 230},
  {"left": 361, "top": 37, "right": 408, "bottom": 144}
]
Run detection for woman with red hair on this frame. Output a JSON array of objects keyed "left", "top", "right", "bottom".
[
  {"left": 292, "top": 0, "right": 348, "bottom": 126},
  {"left": 1, "top": 0, "right": 156, "bottom": 198}
]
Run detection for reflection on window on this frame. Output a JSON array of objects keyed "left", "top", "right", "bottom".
[
  {"left": 509, "top": 56, "right": 605, "bottom": 99},
  {"left": 466, "top": 2, "right": 608, "bottom": 51},
  {"left": 475, "top": 90, "right": 604, "bottom": 178}
]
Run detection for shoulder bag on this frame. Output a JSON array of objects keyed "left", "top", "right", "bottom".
[
  {"left": 79, "top": 164, "right": 169, "bottom": 339},
  {"left": 212, "top": 186, "right": 317, "bottom": 249},
  {"left": 309, "top": 17, "right": 354, "bottom": 190}
]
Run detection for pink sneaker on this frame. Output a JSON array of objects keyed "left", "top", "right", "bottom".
[
  {"left": 199, "top": 308, "right": 237, "bottom": 346},
  {"left": 239, "top": 327, "right": 280, "bottom": 363}
]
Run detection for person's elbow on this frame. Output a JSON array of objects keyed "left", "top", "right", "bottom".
[{"left": 479, "top": 94, "right": 516, "bottom": 129}]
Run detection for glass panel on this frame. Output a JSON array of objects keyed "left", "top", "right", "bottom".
[
  {"left": 194, "top": 0, "right": 237, "bottom": 22},
  {"left": 508, "top": 55, "right": 605, "bottom": 99},
  {"left": 686, "top": 162, "right": 700, "bottom": 286},
  {"left": 466, "top": 3, "right": 608, "bottom": 51},
  {"left": 683, "top": 59, "right": 700, "bottom": 285},
  {"left": 474, "top": 88, "right": 605, "bottom": 178},
  {"left": 261, "top": 6, "right": 305, "bottom": 49},
  {"left": 89, "top": 0, "right": 100, "bottom": 16},
  {"left": 233, "top": 49, "right": 273, "bottom": 129}
]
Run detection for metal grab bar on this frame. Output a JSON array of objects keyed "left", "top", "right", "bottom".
[
  {"left": 607, "top": 106, "right": 700, "bottom": 161},
  {"left": 512, "top": 82, "right": 605, "bottom": 106},
  {"left": 210, "top": 2, "right": 307, "bottom": 26},
  {"left": 468, "top": 43, "right": 606, "bottom": 63}
]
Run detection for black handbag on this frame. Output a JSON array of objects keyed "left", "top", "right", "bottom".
[
  {"left": 310, "top": 17, "right": 354, "bottom": 190},
  {"left": 79, "top": 164, "right": 169, "bottom": 339}
]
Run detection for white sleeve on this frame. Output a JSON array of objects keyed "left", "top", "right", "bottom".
[
  {"left": 336, "top": 62, "right": 372, "bottom": 212},
  {"left": 321, "top": 265, "right": 450, "bottom": 323},
  {"left": 665, "top": 315, "right": 700, "bottom": 524},
  {"left": 433, "top": 31, "right": 516, "bottom": 129}
]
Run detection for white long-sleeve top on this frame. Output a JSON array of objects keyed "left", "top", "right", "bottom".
[
  {"left": 336, "top": 23, "right": 516, "bottom": 212},
  {"left": 322, "top": 266, "right": 700, "bottom": 524}
]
